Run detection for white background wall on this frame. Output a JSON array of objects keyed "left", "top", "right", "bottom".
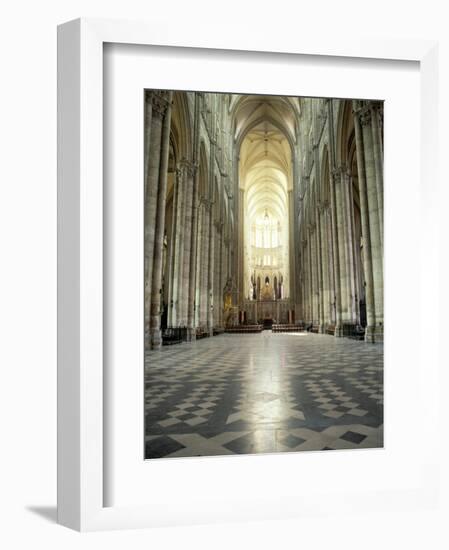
[{"left": 0, "top": 1, "right": 448, "bottom": 548}]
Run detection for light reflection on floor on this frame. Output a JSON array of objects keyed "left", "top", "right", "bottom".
[{"left": 145, "top": 332, "right": 383, "bottom": 459}]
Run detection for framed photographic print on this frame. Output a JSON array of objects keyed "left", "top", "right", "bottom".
[
  {"left": 141, "top": 88, "right": 384, "bottom": 461},
  {"left": 58, "top": 18, "right": 440, "bottom": 531}
]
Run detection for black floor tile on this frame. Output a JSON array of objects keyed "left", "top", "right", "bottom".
[
  {"left": 145, "top": 435, "right": 185, "bottom": 458},
  {"left": 340, "top": 430, "right": 367, "bottom": 445}
]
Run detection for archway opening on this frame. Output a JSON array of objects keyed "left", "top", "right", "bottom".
[{"left": 232, "top": 95, "right": 296, "bottom": 326}]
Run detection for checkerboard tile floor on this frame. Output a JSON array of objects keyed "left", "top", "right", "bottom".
[{"left": 145, "top": 332, "right": 383, "bottom": 458}]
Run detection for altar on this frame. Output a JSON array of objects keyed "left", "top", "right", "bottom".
[{"left": 242, "top": 299, "right": 292, "bottom": 325}]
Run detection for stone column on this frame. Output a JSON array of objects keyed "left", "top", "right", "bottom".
[
  {"left": 325, "top": 207, "right": 336, "bottom": 325},
  {"left": 333, "top": 167, "right": 350, "bottom": 327},
  {"left": 342, "top": 169, "right": 357, "bottom": 324},
  {"left": 143, "top": 92, "right": 153, "bottom": 188},
  {"left": 346, "top": 173, "right": 359, "bottom": 323},
  {"left": 360, "top": 106, "right": 383, "bottom": 341},
  {"left": 326, "top": 99, "right": 342, "bottom": 334},
  {"left": 296, "top": 197, "right": 304, "bottom": 322},
  {"left": 353, "top": 228, "right": 363, "bottom": 325},
  {"left": 179, "top": 161, "right": 195, "bottom": 326},
  {"left": 186, "top": 163, "right": 199, "bottom": 340},
  {"left": 149, "top": 91, "right": 173, "bottom": 349},
  {"left": 201, "top": 202, "right": 210, "bottom": 327},
  {"left": 232, "top": 150, "right": 240, "bottom": 289},
  {"left": 169, "top": 164, "right": 186, "bottom": 326},
  {"left": 237, "top": 187, "right": 245, "bottom": 309},
  {"left": 288, "top": 189, "right": 296, "bottom": 308},
  {"left": 207, "top": 203, "right": 215, "bottom": 336},
  {"left": 309, "top": 225, "right": 318, "bottom": 324},
  {"left": 304, "top": 239, "right": 310, "bottom": 323},
  {"left": 315, "top": 203, "right": 325, "bottom": 333},
  {"left": 306, "top": 231, "right": 311, "bottom": 322},
  {"left": 167, "top": 168, "right": 179, "bottom": 328},
  {"left": 194, "top": 204, "right": 203, "bottom": 328},
  {"left": 144, "top": 91, "right": 170, "bottom": 350},
  {"left": 205, "top": 206, "right": 212, "bottom": 327},
  {"left": 207, "top": 124, "right": 217, "bottom": 334},
  {"left": 331, "top": 165, "right": 355, "bottom": 328},
  {"left": 370, "top": 101, "right": 384, "bottom": 247},
  {"left": 354, "top": 102, "right": 382, "bottom": 342},
  {"left": 186, "top": 94, "right": 201, "bottom": 340},
  {"left": 306, "top": 236, "right": 312, "bottom": 323},
  {"left": 298, "top": 242, "right": 304, "bottom": 322},
  {"left": 329, "top": 170, "right": 343, "bottom": 336},
  {"left": 225, "top": 237, "right": 231, "bottom": 280},
  {"left": 213, "top": 221, "right": 220, "bottom": 327},
  {"left": 303, "top": 237, "right": 308, "bottom": 322},
  {"left": 317, "top": 204, "right": 327, "bottom": 330},
  {"left": 218, "top": 222, "right": 224, "bottom": 326}
]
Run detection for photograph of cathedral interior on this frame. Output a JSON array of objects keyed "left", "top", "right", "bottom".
[{"left": 144, "top": 90, "right": 383, "bottom": 459}]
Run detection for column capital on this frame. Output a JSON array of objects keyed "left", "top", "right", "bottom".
[
  {"left": 200, "top": 198, "right": 212, "bottom": 211},
  {"left": 359, "top": 107, "right": 372, "bottom": 128},
  {"left": 214, "top": 220, "right": 224, "bottom": 232},
  {"left": 176, "top": 158, "right": 196, "bottom": 178},
  {"left": 148, "top": 90, "right": 171, "bottom": 119},
  {"left": 352, "top": 99, "right": 364, "bottom": 115},
  {"left": 332, "top": 165, "right": 351, "bottom": 184},
  {"left": 370, "top": 102, "right": 384, "bottom": 128},
  {"left": 331, "top": 167, "right": 342, "bottom": 184}
]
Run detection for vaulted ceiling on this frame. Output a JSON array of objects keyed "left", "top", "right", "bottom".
[
  {"left": 231, "top": 94, "right": 299, "bottom": 147},
  {"left": 233, "top": 95, "right": 298, "bottom": 224},
  {"left": 241, "top": 122, "right": 289, "bottom": 221}
]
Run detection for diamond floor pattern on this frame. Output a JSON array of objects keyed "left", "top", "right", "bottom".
[{"left": 145, "top": 332, "right": 383, "bottom": 458}]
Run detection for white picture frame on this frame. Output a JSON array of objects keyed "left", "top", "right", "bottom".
[{"left": 57, "top": 17, "right": 440, "bottom": 531}]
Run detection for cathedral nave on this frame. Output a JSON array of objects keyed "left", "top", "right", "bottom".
[{"left": 144, "top": 91, "right": 384, "bottom": 458}]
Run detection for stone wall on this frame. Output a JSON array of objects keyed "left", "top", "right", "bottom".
[{"left": 143, "top": 92, "right": 384, "bottom": 349}]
